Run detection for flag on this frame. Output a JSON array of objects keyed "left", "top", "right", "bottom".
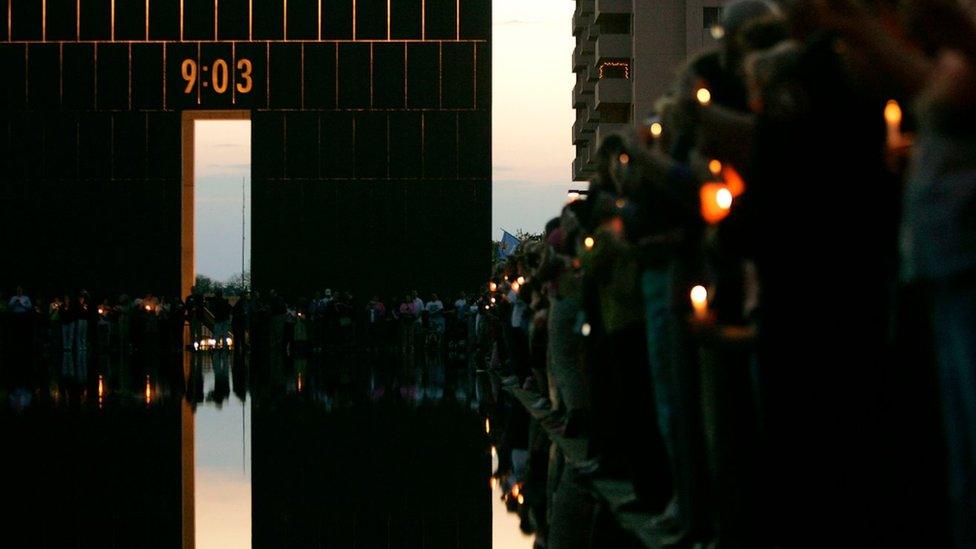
[{"left": 498, "top": 230, "right": 521, "bottom": 260}]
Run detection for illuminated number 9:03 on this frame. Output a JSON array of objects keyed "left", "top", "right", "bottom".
[{"left": 181, "top": 58, "right": 253, "bottom": 95}]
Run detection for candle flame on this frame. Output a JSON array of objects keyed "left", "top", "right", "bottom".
[
  {"left": 618, "top": 153, "right": 630, "bottom": 165},
  {"left": 709, "top": 159, "right": 722, "bottom": 176},
  {"left": 581, "top": 322, "right": 592, "bottom": 337},
  {"left": 144, "top": 375, "right": 151, "bottom": 404},
  {"left": 488, "top": 282, "right": 497, "bottom": 292},
  {"left": 716, "top": 188, "right": 733, "bottom": 210},
  {"left": 584, "top": 236, "right": 595, "bottom": 250},
  {"left": 691, "top": 285, "right": 708, "bottom": 307},
  {"left": 696, "top": 87, "right": 712, "bottom": 105},
  {"left": 485, "top": 418, "right": 491, "bottom": 434},
  {"left": 884, "top": 100, "right": 902, "bottom": 127},
  {"left": 650, "top": 122, "right": 663, "bottom": 137},
  {"left": 516, "top": 276, "right": 525, "bottom": 285}
]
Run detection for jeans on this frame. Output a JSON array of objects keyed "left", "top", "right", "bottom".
[
  {"left": 933, "top": 280, "right": 976, "bottom": 548},
  {"left": 642, "top": 268, "right": 675, "bottom": 461},
  {"left": 547, "top": 295, "right": 588, "bottom": 413},
  {"left": 74, "top": 319, "right": 88, "bottom": 352},
  {"left": 62, "top": 323, "right": 75, "bottom": 351}
]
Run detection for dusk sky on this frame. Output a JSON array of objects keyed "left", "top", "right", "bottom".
[{"left": 195, "top": 1, "right": 574, "bottom": 281}]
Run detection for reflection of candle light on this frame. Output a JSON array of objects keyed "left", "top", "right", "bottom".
[
  {"left": 618, "top": 153, "right": 630, "bottom": 165},
  {"left": 485, "top": 418, "right": 491, "bottom": 434},
  {"left": 584, "top": 236, "right": 595, "bottom": 250},
  {"left": 517, "top": 494, "right": 525, "bottom": 505},
  {"left": 144, "top": 304, "right": 151, "bottom": 312},
  {"left": 297, "top": 373, "right": 303, "bottom": 393},
  {"left": 650, "top": 122, "right": 663, "bottom": 138},
  {"left": 490, "top": 477, "right": 498, "bottom": 490},
  {"left": 511, "top": 281, "right": 520, "bottom": 292},
  {"left": 516, "top": 276, "right": 525, "bottom": 285},
  {"left": 512, "top": 484, "right": 520, "bottom": 497},
  {"left": 581, "top": 323, "right": 592, "bottom": 337},
  {"left": 488, "top": 282, "right": 497, "bottom": 292},
  {"left": 691, "top": 285, "right": 708, "bottom": 320},
  {"left": 144, "top": 375, "right": 152, "bottom": 404},
  {"left": 98, "top": 375, "right": 105, "bottom": 403},
  {"left": 490, "top": 297, "right": 496, "bottom": 304},
  {"left": 885, "top": 99, "right": 903, "bottom": 148},
  {"left": 615, "top": 198, "right": 626, "bottom": 209},
  {"left": 696, "top": 87, "right": 712, "bottom": 105},
  {"left": 98, "top": 307, "right": 105, "bottom": 315}
]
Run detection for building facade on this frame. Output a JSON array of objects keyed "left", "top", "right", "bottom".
[
  {"left": 572, "top": 0, "right": 723, "bottom": 181},
  {"left": 0, "top": 0, "right": 491, "bottom": 299}
]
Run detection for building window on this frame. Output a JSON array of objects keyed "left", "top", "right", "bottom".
[
  {"left": 703, "top": 7, "right": 723, "bottom": 30},
  {"left": 598, "top": 14, "right": 631, "bottom": 35},
  {"left": 600, "top": 104, "right": 632, "bottom": 123},
  {"left": 598, "top": 59, "right": 630, "bottom": 79}
]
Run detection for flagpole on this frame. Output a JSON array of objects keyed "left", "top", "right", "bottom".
[{"left": 242, "top": 177, "right": 246, "bottom": 291}]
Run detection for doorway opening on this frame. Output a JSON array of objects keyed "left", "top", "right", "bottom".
[{"left": 180, "top": 111, "right": 251, "bottom": 300}]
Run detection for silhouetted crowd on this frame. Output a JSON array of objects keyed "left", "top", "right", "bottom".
[
  {"left": 0, "top": 284, "right": 487, "bottom": 364},
  {"left": 486, "top": 1, "right": 976, "bottom": 547}
]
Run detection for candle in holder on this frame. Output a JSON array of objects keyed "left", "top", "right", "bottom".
[{"left": 690, "top": 285, "right": 709, "bottom": 320}]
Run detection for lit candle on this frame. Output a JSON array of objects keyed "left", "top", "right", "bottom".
[
  {"left": 488, "top": 281, "right": 497, "bottom": 292},
  {"left": 485, "top": 418, "right": 491, "bottom": 434},
  {"left": 690, "top": 285, "right": 708, "bottom": 320},
  {"left": 884, "top": 99, "right": 902, "bottom": 149},
  {"left": 516, "top": 276, "right": 525, "bottom": 285},
  {"left": 696, "top": 87, "right": 712, "bottom": 106},
  {"left": 649, "top": 121, "right": 663, "bottom": 138},
  {"left": 584, "top": 236, "right": 595, "bottom": 250},
  {"left": 716, "top": 187, "right": 733, "bottom": 210},
  {"left": 708, "top": 159, "right": 722, "bottom": 176},
  {"left": 618, "top": 153, "right": 630, "bottom": 165},
  {"left": 511, "top": 281, "right": 520, "bottom": 292},
  {"left": 700, "top": 182, "right": 733, "bottom": 224}
]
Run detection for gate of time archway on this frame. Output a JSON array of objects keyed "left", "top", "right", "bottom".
[{"left": 0, "top": 0, "right": 491, "bottom": 300}]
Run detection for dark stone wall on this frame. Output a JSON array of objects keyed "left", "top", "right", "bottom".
[{"left": 0, "top": 0, "right": 491, "bottom": 300}]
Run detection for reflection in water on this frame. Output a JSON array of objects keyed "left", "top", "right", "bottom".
[
  {"left": 0, "top": 344, "right": 496, "bottom": 548},
  {"left": 191, "top": 352, "right": 251, "bottom": 549}
]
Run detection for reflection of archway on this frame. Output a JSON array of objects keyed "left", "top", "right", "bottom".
[
  {"left": 182, "top": 396, "right": 195, "bottom": 549},
  {"left": 180, "top": 110, "right": 251, "bottom": 300}
]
